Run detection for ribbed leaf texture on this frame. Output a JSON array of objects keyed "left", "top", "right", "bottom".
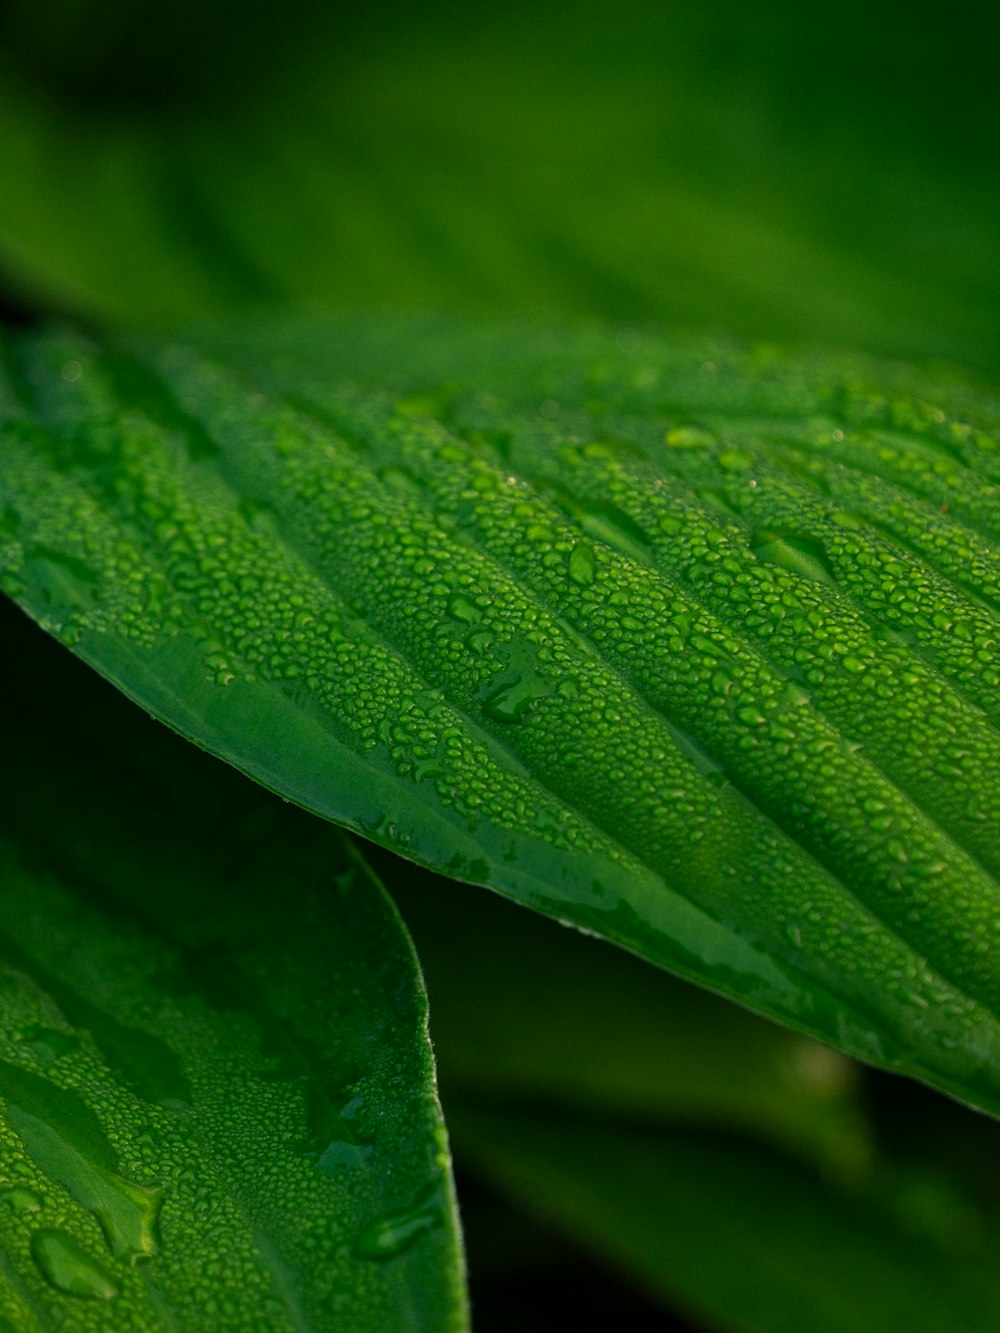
[
  {"left": 2, "top": 316, "right": 999, "bottom": 1113},
  {"left": 0, "top": 660, "right": 466, "bottom": 1332}
]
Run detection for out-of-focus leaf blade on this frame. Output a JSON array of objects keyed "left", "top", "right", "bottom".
[
  {"left": 0, "top": 606, "right": 467, "bottom": 1333},
  {"left": 454, "top": 1104, "right": 1000, "bottom": 1333},
  {"left": 3, "top": 317, "right": 1000, "bottom": 1118},
  {"left": 0, "top": 0, "right": 998, "bottom": 369},
  {"left": 389, "top": 860, "right": 868, "bottom": 1174}
]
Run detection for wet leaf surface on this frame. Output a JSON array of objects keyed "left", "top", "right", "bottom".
[{"left": 2, "top": 316, "right": 1000, "bottom": 1116}]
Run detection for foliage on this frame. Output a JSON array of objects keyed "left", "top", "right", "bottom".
[{"left": 1, "top": 1, "right": 999, "bottom": 1329}]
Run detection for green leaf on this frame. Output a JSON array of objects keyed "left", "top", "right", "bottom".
[
  {"left": 3, "top": 316, "right": 1000, "bottom": 1119},
  {"left": 453, "top": 1103, "right": 1000, "bottom": 1333},
  {"left": 0, "top": 0, "right": 998, "bottom": 369},
  {"left": 0, "top": 617, "right": 467, "bottom": 1331}
]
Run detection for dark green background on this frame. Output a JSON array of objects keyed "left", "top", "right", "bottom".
[{"left": 1, "top": 0, "right": 997, "bottom": 369}]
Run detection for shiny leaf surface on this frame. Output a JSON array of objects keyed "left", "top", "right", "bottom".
[
  {"left": 3, "top": 316, "right": 1000, "bottom": 1115},
  {"left": 0, "top": 624, "right": 467, "bottom": 1332}
]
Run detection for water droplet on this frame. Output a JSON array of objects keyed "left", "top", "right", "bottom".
[
  {"left": 750, "top": 529, "right": 837, "bottom": 587},
  {"left": 710, "top": 668, "right": 733, "bottom": 697},
  {"left": 307, "top": 1089, "right": 376, "bottom": 1175},
  {"left": 965, "top": 794, "right": 988, "bottom": 823},
  {"left": 355, "top": 1186, "right": 441, "bottom": 1261},
  {"left": 30, "top": 1230, "right": 119, "bottom": 1300},
  {"left": 658, "top": 513, "right": 684, "bottom": 536},
  {"left": 665, "top": 425, "right": 715, "bottom": 449},
  {"left": 689, "top": 633, "right": 720, "bottom": 657},
  {"left": 482, "top": 671, "right": 551, "bottom": 723},
  {"left": 575, "top": 502, "right": 650, "bottom": 564},
  {"left": 1, "top": 1073, "right": 163, "bottom": 1263},
  {"left": 2, "top": 1187, "right": 42, "bottom": 1214},
  {"left": 717, "top": 449, "right": 754, "bottom": 472},
  {"left": 466, "top": 628, "right": 494, "bottom": 655},
  {"left": 568, "top": 543, "right": 596, "bottom": 586},
  {"left": 736, "top": 705, "right": 767, "bottom": 727},
  {"left": 446, "top": 593, "right": 481, "bottom": 626},
  {"left": 315, "top": 1140, "right": 374, "bottom": 1171},
  {"left": 830, "top": 509, "right": 865, "bottom": 531}
]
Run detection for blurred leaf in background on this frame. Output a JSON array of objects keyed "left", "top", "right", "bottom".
[{"left": 0, "top": 0, "right": 997, "bottom": 368}]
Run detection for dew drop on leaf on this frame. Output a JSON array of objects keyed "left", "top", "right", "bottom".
[
  {"left": 354, "top": 1186, "right": 442, "bottom": 1262},
  {"left": 30, "top": 1230, "right": 120, "bottom": 1301},
  {"left": 482, "top": 671, "right": 551, "bottom": 723},
  {"left": 568, "top": 542, "right": 596, "bottom": 586},
  {"left": 749, "top": 529, "right": 838, "bottom": 587},
  {"left": 445, "top": 592, "right": 481, "bottom": 625},
  {"left": 1, "top": 1187, "right": 42, "bottom": 1214}
]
